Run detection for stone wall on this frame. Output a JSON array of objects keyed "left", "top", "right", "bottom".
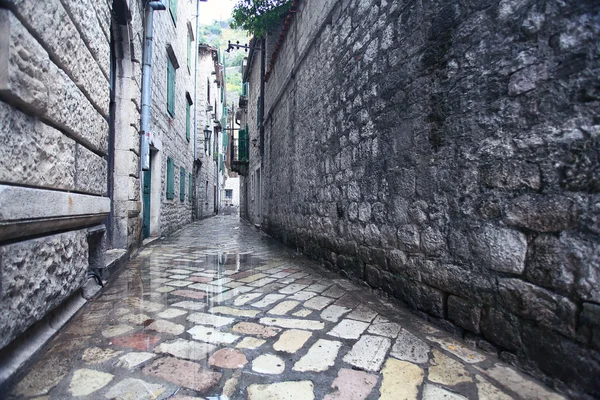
[
  {"left": 0, "top": 0, "right": 113, "bottom": 350},
  {"left": 149, "top": 0, "right": 196, "bottom": 236},
  {"left": 244, "top": 0, "right": 600, "bottom": 396}
]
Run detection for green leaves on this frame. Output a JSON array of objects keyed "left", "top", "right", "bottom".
[{"left": 230, "top": 0, "right": 292, "bottom": 38}]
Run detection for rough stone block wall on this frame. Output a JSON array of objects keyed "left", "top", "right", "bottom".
[
  {"left": 150, "top": 1, "right": 196, "bottom": 236},
  {"left": 252, "top": 0, "right": 600, "bottom": 396},
  {"left": 0, "top": 0, "right": 112, "bottom": 350}
]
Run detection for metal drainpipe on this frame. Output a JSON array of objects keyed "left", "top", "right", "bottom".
[
  {"left": 259, "top": 38, "right": 266, "bottom": 160},
  {"left": 140, "top": 1, "right": 166, "bottom": 171},
  {"left": 193, "top": 0, "right": 201, "bottom": 162}
]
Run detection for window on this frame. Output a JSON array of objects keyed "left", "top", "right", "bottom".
[
  {"left": 167, "top": 57, "right": 175, "bottom": 117},
  {"left": 187, "top": 31, "right": 191, "bottom": 71},
  {"left": 166, "top": 157, "right": 175, "bottom": 199},
  {"left": 225, "top": 189, "right": 233, "bottom": 199},
  {"left": 188, "top": 172, "right": 192, "bottom": 201},
  {"left": 169, "top": 0, "right": 177, "bottom": 24},
  {"left": 180, "top": 167, "right": 185, "bottom": 201},
  {"left": 186, "top": 97, "right": 191, "bottom": 141},
  {"left": 207, "top": 78, "right": 210, "bottom": 102}
]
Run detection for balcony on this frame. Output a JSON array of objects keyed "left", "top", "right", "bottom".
[{"left": 231, "top": 129, "right": 249, "bottom": 176}]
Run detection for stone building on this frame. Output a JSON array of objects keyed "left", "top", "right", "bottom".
[
  {"left": 194, "top": 44, "right": 227, "bottom": 219},
  {"left": 240, "top": 0, "right": 600, "bottom": 397},
  {"left": 0, "top": 0, "right": 214, "bottom": 385}
]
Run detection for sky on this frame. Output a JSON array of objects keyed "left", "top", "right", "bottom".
[{"left": 199, "top": 0, "right": 236, "bottom": 24}]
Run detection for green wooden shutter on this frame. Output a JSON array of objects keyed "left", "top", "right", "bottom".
[
  {"left": 169, "top": 0, "right": 177, "bottom": 23},
  {"left": 186, "top": 100, "right": 190, "bottom": 141},
  {"left": 187, "top": 31, "right": 191, "bottom": 71},
  {"left": 188, "top": 172, "right": 192, "bottom": 201},
  {"left": 180, "top": 167, "right": 185, "bottom": 201},
  {"left": 167, "top": 58, "right": 175, "bottom": 117},
  {"left": 166, "top": 157, "right": 174, "bottom": 199}
]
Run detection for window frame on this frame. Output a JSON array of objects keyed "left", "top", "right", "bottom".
[{"left": 167, "top": 57, "right": 176, "bottom": 117}]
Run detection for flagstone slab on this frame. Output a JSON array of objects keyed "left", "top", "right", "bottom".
[
  {"left": 171, "top": 301, "right": 207, "bottom": 310},
  {"left": 12, "top": 354, "right": 71, "bottom": 397},
  {"left": 304, "top": 296, "right": 335, "bottom": 310},
  {"left": 146, "top": 320, "right": 185, "bottom": 335},
  {"left": 252, "top": 294, "right": 286, "bottom": 307},
  {"left": 104, "top": 378, "right": 165, "bottom": 400},
  {"left": 236, "top": 337, "right": 266, "bottom": 349},
  {"left": 234, "top": 292, "right": 263, "bottom": 306},
  {"left": 154, "top": 338, "right": 215, "bottom": 361},
  {"left": 367, "top": 316, "right": 401, "bottom": 338},
  {"left": 248, "top": 380, "right": 315, "bottom": 400},
  {"left": 390, "top": 329, "right": 431, "bottom": 363},
  {"left": 279, "top": 284, "right": 308, "bottom": 294},
  {"left": 116, "top": 352, "right": 157, "bottom": 369},
  {"left": 429, "top": 349, "right": 473, "bottom": 386},
  {"left": 380, "top": 358, "right": 423, "bottom": 400},
  {"left": 155, "top": 286, "right": 176, "bottom": 293},
  {"left": 232, "top": 322, "right": 281, "bottom": 338},
  {"left": 328, "top": 319, "right": 370, "bottom": 339},
  {"left": 273, "top": 329, "right": 313, "bottom": 353},
  {"left": 422, "top": 384, "right": 467, "bottom": 400},
  {"left": 321, "top": 305, "right": 351, "bottom": 322},
  {"left": 142, "top": 357, "right": 221, "bottom": 393},
  {"left": 343, "top": 335, "right": 391, "bottom": 372},
  {"left": 260, "top": 317, "right": 325, "bottom": 330},
  {"left": 165, "top": 280, "right": 193, "bottom": 287},
  {"left": 252, "top": 354, "right": 286, "bottom": 374},
  {"left": 68, "top": 369, "right": 113, "bottom": 397},
  {"left": 475, "top": 364, "right": 566, "bottom": 400},
  {"left": 187, "top": 312, "right": 235, "bottom": 327},
  {"left": 475, "top": 375, "right": 515, "bottom": 400},
  {"left": 189, "top": 276, "right": 213, "bottom": 283},
  {"left": 111, "top": 333, "right": 161, "bottom": 351},
  {"left": 81, "top": 347, "right": 123, "bottom": 364},
  {"left": 238, "top": 273, "right": 268, "bottom": 283},
  {"left": 293, "top": 308, "right": 314, "bottom": 317},
  {"left": 268, "top": 300, "right": 300, "bottom": 315},
  {"left": 208, "top": 348, "right": 248, "bottom": 369},
  {"left": 427, "top": 336, "right": 486, "bottom": 363},
  {"left": 187, "top": 325, "right": 240, "bottom": 344},
  {"left": 157, "top": 308, "right": 188, "bottom": 319},
  {"left": 249, "top": 277, "right": 277, "bottom": 287},
  {"left": 210, "top": 306, "right": 260, "bottom": 318},
  {"left": 347, "top": 305, "right": 377, "bottom": 322},
  {"left": 102, "top": 324, "right": 135, "bottom": 338},
  {"left": 324, "top": 368, "right": 378, "bottom": 400},
  {"left": 170, "top": 289, "right": 207, "bottom": 300},
  {"left": 293, "top": 339, "right": 342, "bottom": 372}
]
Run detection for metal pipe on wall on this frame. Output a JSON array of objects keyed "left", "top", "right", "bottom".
[{"left": 140, "top": 1, "right": 165, "bottom": 171}]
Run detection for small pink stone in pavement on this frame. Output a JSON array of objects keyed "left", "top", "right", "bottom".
[
  {"left": 170, "top": 289, "right": 207, "bottom": 299},
  {"left": 111, "top": 333, "right": 161, "bottom": 351},
  {"left": 208, "top": 348, "right": 248, "bottom": 369}
]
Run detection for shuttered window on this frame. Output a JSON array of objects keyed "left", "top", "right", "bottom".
[
  {"left": 169, "top": 0, "right": 177, "bottom": 24},
  {"left": 166, "top": 157, "right": 175, "bottom": 199},
  {"left": 180, "top": 167, "right": 185, "bottom": 201},
  {"left": 187, "top": 31, "right": 191, "bottom": 71},
  {"left": 186, "top": 98, "right": 191, "bottom": 141},
  {"left": 167, "top": 58, "right": 175, "bottom": 117},
  {"left": 188, "top": 172, "right": 192, "bottom": 201}
]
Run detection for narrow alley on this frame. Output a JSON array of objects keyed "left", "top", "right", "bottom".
[{"left": 7, "top": 215, "right": 566, "bottom": 400}]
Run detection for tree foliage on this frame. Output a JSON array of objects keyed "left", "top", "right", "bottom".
[{"left": 230, "top": 0, "right": 292, "bottom": 38}]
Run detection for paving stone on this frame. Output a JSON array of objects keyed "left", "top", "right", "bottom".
[
  {"left": 270, "top": 271, "right": 293, "bottom": 278},
  {"left": 125, "top": 298, "right": 164, "bottom": 313},
  {"left": 81, "top": 347, "right": 123, "bottom": 364},
  {"left": 290, "top": 291, "right": 318, "bottom": 301},
  {"left": 12, "top": 354, "right": 71, "bottom": 397},
  {"left": 146, "top": 320, "right": 185, "bottom": 335},
  {"left": 156, "top": 308, "right": 188, "bottom": 319},
  {"left": 324, "top": 368, "right": 378, "bottom": 400},
  {"left": 238, "top": 273, "right": 268, "bottom": 283},
  {"left": 279, "top": 283, "right": 308, "bottom": 294},
  {"left": 111, "top": 333, "right": 161, "bottom": 351},
  {"left": 167, "top": 269, "right": 194, "bottom": 274},
  {"left": 223, "top": 370, "right": 242, "bottom": 397},
  {"left": 187, "top": 312, "right": 235, "bottom": 327},
  {"left": 142, "top": 356, "right": 221, "bottom": 393},
  {"left": 293, "top": 339, "right": 342, "bottom": 372},
  {"left": 212, "top": 286, "right": 253, "bottom": 302},
  {"left": 208, "top": 348, "right": 248, "bottom": 369},
  {"left": 169, "top": 274, "right": 189, "bottom": 279},
  {"left": 236, "top": 337, "right": 267, "bottom": 349},
  {"left": 102, "top": 324, "right": 135, "bottom": 338},
  {"left": 321, "top": 305, "right": 352, "bottom": 322},
  {"left": 390, "top": 328, "right": 431, "bottom": 363},
  {"left": 209, "top": 277, "right": 233, "bottom": 286},
  {"left": 247, "top": 381, "right": 315, "bottom": 400},
  {"left": 268, "top": 300, "right": 300, "bottom": 315},
  {"left": 422, "top": 384, "right": 468, "bottom": 400},
  {"left": 260, "top": 317, "right": 325, "bottom": 330},
  {"left": 429, "top": 349, "right": 473, "bottom": 386},
  {"left": 328, "top": 319, "right": 370, "bottom": 339},
  {"left": 322, "top": 285, "right": 347, "bottom": 298},
  {"left": 252, "top": 294, "right": 287, "bottom": 307},
  {"left": 293, "top": 308, "right": 314, "bottom": 317},
  {"left": 189, "top": 276, "right": 213, "bottom": 283},
  {"left": 249, "top": 277, "right": 277, "bottom": 287},
  {"left": 165, "top": 280, "right": 193, "bottom": 287},
  {"left": 334, "top": 295, "right": 360, "bottom": 309},
  {"left": 343, "top": 334, "right": 391, "bottom": 372},
  {"left": 380, "top": 358, "right": 423, "bottom": 400},
  {"left": 475, "top": 375, "right": 515, "bottom": 400},
  {"left": 427, "top": 336, "right": 487, "bottom": 363},
  {"left": 68, "top": 369, "right": 113, "bottom": 396},
  {"left": 232, "top": 321, "right": 281, "bottom": 338},
  {"left": 170, "top": 289, "right": 207, "bottom": 300},
  {"left": 252, "top": 354, "right": 286, "bottom": 374},
  {"left": 475, "top": 364, "right": 566, "bottom": 400},
  {"left": 209, "top": 306, "right": 260, "bottom": 317},
  {"left": 347, "top": 305, "right": 378, "bottom": 322},
  {"left": 115, "top": 352, "right": 156, "bottom": 369},
  {"left": 154, "top": 338, "right": 216, "bottom": 361},
  {"left": 367, "top": 315, "right": 401, "bottom": 338},
  {"left": 120, "top": 313, "right": 152, "bottom": 325},
  {"left": 234, "top": 292, "right": 263, "bottom": 305},
  {"left": 155, "top": 286, "right": 176, "bottom": 293},
  {"left": 104, "top": 378, "right": 165, "bottom": 400},
  {"left": 171, "top": 301, "right": 207, "bottom": 310},
  {"left": 304, "top": 296, "right": 335, "bottom": 310},
  {"left": 188, "top": 283, "right": 228, "bottom": 293},
  {"left": 225, "top": 280, "right": 247, "bottom": 288},
  {"left": 273, "top": 329, "right": 313, "bottom": 353},
  {"left": 150, "top": 277, "right": 170, "bottom": 284},
  {"left": 187, "top": 325, "right": 240, "bottom": 344}
]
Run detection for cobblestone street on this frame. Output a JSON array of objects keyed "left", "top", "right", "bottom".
[{"left": 8, "top": 215, "right": 567, "bottom": 400}]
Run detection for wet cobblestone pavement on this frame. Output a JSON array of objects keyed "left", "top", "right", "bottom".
[{"left": 8, "top": 215, "right": 567, "bottom": 399}]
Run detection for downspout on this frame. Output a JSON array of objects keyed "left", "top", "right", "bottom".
[
  {"left": 193, "top": 0, "right": 200, "bottom": 162},
  {"left": 140, "top": 0, "right": 166, "bottom": 171},
  {"left": 259, "top": 38, "right": 266, "bottom": 160}
]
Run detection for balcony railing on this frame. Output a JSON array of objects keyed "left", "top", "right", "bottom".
[{"left": 231, "top": 128, "right": 249, "bottom": 176}]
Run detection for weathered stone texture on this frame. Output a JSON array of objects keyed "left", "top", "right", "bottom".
[
  {"left": 0, "top": 102, "right": 75, "bottom": 190},
  {"left": 0, "top": 230, "right": 89, "bottom": 349},
  {"left": 75, "top": 144, "right": 107, "bottom": 196},
  {"left": 242, "top": 0, "right": 600, "bottom": 395}
]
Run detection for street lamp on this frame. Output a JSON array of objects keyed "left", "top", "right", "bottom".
[{"left": 204, "top": 125, "right": 212, "bottom": 142}]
